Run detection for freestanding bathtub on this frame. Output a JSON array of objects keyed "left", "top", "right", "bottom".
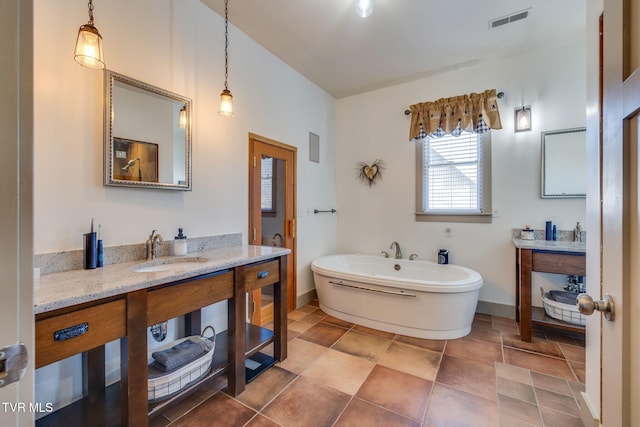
[{"left": 311, "top": 254, "right": 483, "bottom": 340}]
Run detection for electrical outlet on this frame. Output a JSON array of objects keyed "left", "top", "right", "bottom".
[
  {"left": 444, "top": 227, "right": 452, "bottom": 237},
  {"left": 493, "top": 205, "right": 501, "bottom": 218}
]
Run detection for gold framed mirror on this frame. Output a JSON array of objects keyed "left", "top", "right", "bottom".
[{"left": 104, "top": 70, "right": 192, "bottom": 190}]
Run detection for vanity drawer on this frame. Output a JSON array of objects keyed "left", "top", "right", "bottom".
[
  {"left": 147, "top": 270, "right": 233, "bottom": 325},
  {"left": 36, "top": 299, "right": 126, "bottom": 368},
  {"left": 532, "top": 251, "right": 586, "bottom": 276},
  {"left": 243, "top": 260, "right": 280, "bottom": 291}
]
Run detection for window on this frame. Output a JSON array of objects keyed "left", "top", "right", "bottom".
[
  {"left": 261, "top": 156, "right": 275, "bottom": 214},
  {"left": 416, "top": 131, "right": 492, "bottom": 223}
]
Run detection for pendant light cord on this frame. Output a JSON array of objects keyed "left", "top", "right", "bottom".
[{"left": 224, "top": 0, "right": 229, "bottom": 90}]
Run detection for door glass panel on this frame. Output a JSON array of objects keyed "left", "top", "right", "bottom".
[
  {"left": 261, "top": 156, "right": 286, "bottom": 247},
  {"left": 253, "top": 156, "right": 286, "bottom": 327}
]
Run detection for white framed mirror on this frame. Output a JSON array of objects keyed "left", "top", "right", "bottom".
[
  {"left": 541, "top": 127, "right": 586, "bottom": 198},
  {"left": 104, "top": 70, "right": 192, "bottom": 190}
]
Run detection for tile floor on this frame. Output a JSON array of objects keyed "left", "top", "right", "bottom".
[{"left": 150, "top": 302, "right": 586, "bottom": 427}]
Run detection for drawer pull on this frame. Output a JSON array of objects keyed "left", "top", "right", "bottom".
[
  {"left": 257, "top": 271, "right": 269, "bottom": 279},
  {"left": 54, "top": 322, "right": 89, "bottom": 341}
]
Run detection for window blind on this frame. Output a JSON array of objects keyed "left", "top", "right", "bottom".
[{"left": 423, "top": 132, "right": 483, "bottom": 213}]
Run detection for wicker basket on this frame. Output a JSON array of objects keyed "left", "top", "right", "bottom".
[
  {"left": 540, "top": 288, "right": 585, "bottom": 326},
  {"left": 147, "top": 326, "right": 216, "bottom": 402}
]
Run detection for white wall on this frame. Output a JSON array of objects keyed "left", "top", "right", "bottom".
[
  {"left": 336, "top": 41, "right": 586, "bottom": 308},
  {"left": 34, "top": 0, "right": 336, "bottom": 295},
  {"left": 34, "top": 0, "right": 336, "bottom": 411}
]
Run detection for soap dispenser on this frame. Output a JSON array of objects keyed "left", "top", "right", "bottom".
[{"left": 174, "top": 228, "right": 187, "bottom": 256}]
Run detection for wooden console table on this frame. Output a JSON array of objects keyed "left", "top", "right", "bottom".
[
  {"left": 34, "top": 247, "right": 288, "bottom": 427},
  {"left": 514, "top": 240, "right": 585, "bottom": 342}
]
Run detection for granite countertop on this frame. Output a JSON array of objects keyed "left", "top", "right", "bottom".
[
  {"left": 512, "top": 239, "right": 586, "bottom": 253},
  {"left": 34, "top": 245, "right": 290, "bottom": 315}
]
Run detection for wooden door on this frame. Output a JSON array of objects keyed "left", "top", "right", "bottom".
[
  {"left": 248, "top": 134, "right": 296, "bottom": 324},
  {"left": 0, "top": 0, "right": 35, "bottom": 424},
  {"left": 592, "top": 0, "right": 640, "bottom": 425}
]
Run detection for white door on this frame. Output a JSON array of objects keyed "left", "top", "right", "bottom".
[
  {"left": 586, "top": 0, "right": 640, "bottom": 425},
  {"left": 0, "top": 1, "right": 35, "bottom": 425}
]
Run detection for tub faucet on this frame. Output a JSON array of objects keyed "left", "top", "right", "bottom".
[
  {"left": 146, "top": 230, "right": 164, "bottom": 260},
  {"left": 389, "top": 241, "right": 403, "bottom": 259}
]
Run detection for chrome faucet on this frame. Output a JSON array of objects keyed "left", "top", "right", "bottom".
[
  {"left": 146, "top": 230, "right": 164, "bottom": 260},
  {"left": 389, "top": 241, "right": 403, "bottom": 259}
]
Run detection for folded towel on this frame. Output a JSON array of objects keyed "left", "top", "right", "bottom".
[{"left": 152, "top": 339, "right": 207, "bottom": 372}]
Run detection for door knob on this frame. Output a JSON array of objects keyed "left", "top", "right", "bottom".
[{"left": 577, "top": 293, "right": 615, "bottom": 321}]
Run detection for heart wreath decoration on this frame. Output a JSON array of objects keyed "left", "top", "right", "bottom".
[{"left": 356, "top": 159, "right": 385, "bottom": 186}]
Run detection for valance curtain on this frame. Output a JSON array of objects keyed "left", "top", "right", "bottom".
[{"left": 408, "top": 89, "right": 502, "bottom": 140}]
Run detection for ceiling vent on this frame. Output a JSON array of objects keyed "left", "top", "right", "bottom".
[{"left": 489, "top": 8, "right": 531, "bottom": 29}]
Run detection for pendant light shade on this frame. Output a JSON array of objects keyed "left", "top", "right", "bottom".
[
  {"left": 74, "top": 0, "right": 105, "bottom": 69},
  {"left": 179, "top": 105, "right": 188, "bottom": 128},
  {"left": 356, "top": 0, "right": 373, "bottom": 18},
  {"left": 218, "top": 89, "right": 234, "bottom": 117},
  {"left": 218, "top": 0, "right": 234, "bottom": 117}
]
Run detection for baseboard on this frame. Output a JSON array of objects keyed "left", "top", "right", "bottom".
[
  {"left": 579, "top": 392, "right": 600, "bottom": 427},
  {"left": 476, "top": 301, "right": 516, "bottom": 320},
  {"left": 297, "top": 289, "right": 317, "bottom": 308}
]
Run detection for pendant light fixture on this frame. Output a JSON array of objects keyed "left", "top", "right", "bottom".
[
  {"left": 74, "top": 0, "right": 105, "bottom": 69},
  {"left": 218, "top": 0, "right": 234, "bottom": 117},
  {"left": 356, "top": 0, "right": 373, "bottom": 18}
]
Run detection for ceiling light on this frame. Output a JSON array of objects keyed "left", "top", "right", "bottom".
[
  {"left": 74, "top": 0, "right": 105, "bottom": 69},
  {"left": 218, "top": 0, "right": 234, "bottom": 117},
  {"left": 356, "top": 0, "right": 373, "bottom": 18}
]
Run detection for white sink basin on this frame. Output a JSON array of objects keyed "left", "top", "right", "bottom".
[{"left": 133, "top": 257, "right": 209, "bottom": 273}]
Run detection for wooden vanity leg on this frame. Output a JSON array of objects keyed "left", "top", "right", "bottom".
[
  {"left": 229, "top": 268, "right": 246, "bottom": 396},
  {"left": 520, "top": 249, "right": 533, "bottom": 342},
  {"left": 185, "top": 310, "right": 202, "bottom": 336},
  {"left": 273, "top": 254, "right": 288, "bottom": 361},
  {"left": 515, "top": 248, "right": 521, "bottom": 323},
  {"left": 121, "top": 289, "right": 148, "bottom": 427},
  {"left": 83, "top": 346, "right": 105, "bottom": 404}
]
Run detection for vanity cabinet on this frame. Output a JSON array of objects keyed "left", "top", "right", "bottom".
[
  {"left": 515, "top": 246, "right": 585, "bottom": 342},
  {"left": 35, "top": 252, "right": 288, "bottom": 427}
]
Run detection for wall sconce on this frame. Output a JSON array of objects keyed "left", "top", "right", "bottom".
[
  {"left": 74, "top": 0, "right": 105, "bottom": 69},
  {"left": 356, "top": 0, "right": 373, "bottom": 18},
  {"left": 514, "top": 106, "right": 532, "bottom": 132},
  {"left": 218, "top": 0, "right": 234, "bottom": 117}
]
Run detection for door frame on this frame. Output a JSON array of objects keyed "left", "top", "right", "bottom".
[
  {"left": 248, "top": 133, "right": 297, "bottom": 314},
  {"left": 0, "top": 0, "right": 35, "bottom": 424}
]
